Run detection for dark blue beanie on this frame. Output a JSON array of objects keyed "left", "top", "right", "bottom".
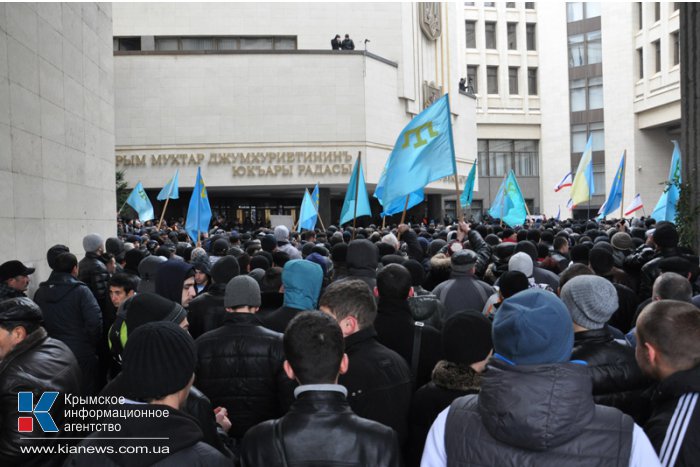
[{"left": 493, "top": 288, "right": 573, "bottom": 365}]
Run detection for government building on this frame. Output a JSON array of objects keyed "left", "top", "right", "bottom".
[{"left": 112, "top": 3, "right": 477, "bottom": 227}]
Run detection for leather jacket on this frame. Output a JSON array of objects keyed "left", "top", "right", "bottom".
[
  {"left": 78, "top": 252, "right": 110, "bottom": 306},
  {"left": 187, "top": 283, "right": 226, "bottom": 340}
]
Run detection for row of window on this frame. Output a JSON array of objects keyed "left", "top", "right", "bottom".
[
  {"left": 466, "top": 2, "right": 535, "bottom": 9},
  {"left": 477, "top": 139, "right": 539, "bottom": 177},
  {"left": 570, "top": 76, "right": 604, "bottom": 112},
  {"left": 114, "top": 36, "right": 298, "bottom": 52},
  {"left": 636, "top": 31, "right": 680, "bottom": 79},
  {"left": 566, "top": 2, "right": 602, "bottom": 22},
  {"left": 467, "top": 65, "right": 538, "bottom": 96},
  {"left": 568, "top": 30, "right": 602, "bottom": 68},
  {"left": 466, "top": 21, "right": 536, "bottom": 51},
  {"left": 636, "top": 2, "right": 680, "bottom": 30}
]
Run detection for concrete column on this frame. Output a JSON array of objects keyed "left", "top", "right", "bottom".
[
  {"left": 318, "top": 188, "right": 331, "bottom": 229},
  {"left": 680, "top": 3, "right": 700, "bottom": 251},
  {"left": 427, "top": 194, "right": 444, "bottom": 223}
]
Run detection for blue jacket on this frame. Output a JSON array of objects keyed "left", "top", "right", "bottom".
[{"left": 282, "top": 260, "right": 323, "bottom": 310}]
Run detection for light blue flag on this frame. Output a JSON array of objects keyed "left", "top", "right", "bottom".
[
  {"left": 460, "top": 161, "right": 477, "bottom": 207},
  {"left": 489, "top": 171, "right": 527, "bottom": 227},
  {"left": 374, "top": 163, "right": 424, "bottom": 217},
  {"left": 157, "top": 169, "right": 180, "bottom": 201},
  {"left": 376, "top": 94, "right": 456, "bottom": 208},
  {"left": 488, "top": 176, "right": 507, "bottom": 220},
  {"left": 298, "top": 189, "right": 318, "bottom": 231},
  {"left": 651, "top": 141, "right": 681, "bottom": 222},
  {"left": 185, "top": 167, "right": 212, "bottom": 243},
  {"left": 597, "top": 152, "right": 626, "bottom": 219},
  {"left": 340, "top": 158, "right": 372, "bottom": 225},
  {"left": 126, "top": 182, "right": 155, "bottom": 221},
  {"left": 555, "top": 205, "right": 561, "bottom": 221},
  {"left": 311, "top": 184, "right": 320, "bottom": 210}
]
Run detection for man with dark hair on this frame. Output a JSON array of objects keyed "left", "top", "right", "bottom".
[
  {"left": 108, "top": 273, "right": 138, "bottom": 309},
  {"left": 34, "top": 252, "right": 102, "bottom": 395},
  {"left": 195, "top": 275, "right": 295, "bottom": 440},
  {"left": 551, "top": 236, "right": 570, "bottom": 271},
  {"left": 0, "top": 297, "right": 81, "bottom": 465},
  {"left": 319, "top": 280, "right": 413, "bottom": 445},
  {"left": 636, "top": 300, "right": 700, "bottom": 466},
  {"left": 241, "top": 311, "right": 400, "bottom": 466},
  {"left": 374, "top": 264, "right": 442, "bottom": 388},
  {"left": 0, "top": 260, "right": 35, "bottom": 300}
]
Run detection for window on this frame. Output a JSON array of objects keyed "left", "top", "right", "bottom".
[
  {"left": 654, "top": 2, "right": 661, "bottom": 22},
  {"left": 570, "top": 79, "right": 586, "bottom": 112},
  {"left": 571, "top": 125, "right": 588, "bottom": 153},
  {"left": 509, "top": 67, "right": 519, "bottom": 94},
  {"left": 525, "top": 2, "right": 535, "bottom": 9},
  {"left": 467, "top": 65, "right": 479, "bottom": 93},
  {"left": 528, "top": 68, "right": 538, "bottom": 95},
  {"left": 465, "top": 21, "right": 476, "bottom": 48},
  {"left": 114, "top": 37, "right": 141, "bottom": 51},
  {"left": 507, "top": 23, "right": 517, "bottom": 50},
  {"left": 484, "top": 2, "right": 496, "bottom": 7},
  {"left": 182, "top": 37, "right": 214, "bottom": 50},
  {"left": 489, "top": 140, "right": 514, "bottom": 177},
  {"left": 485, "top": 22, "right": 497, "bottom": 49},
  {"left": 637, "top": 47, "right": 644, "bottom": 79},
  {"left": 153, "top": 35, "right": 297, "bottom": 52},
  {"left": 526, "top": 23, "right": 536, "bottom": 51},
  {"left": 478, "top": 140, "right": 489, "bottom": 177},
  {"left": 592, "top": 164, "right": 605, "bottom": 195},
  {"left": 586, "top": 31, "right": 602, "bottom": 64},
  {"left": 588, "top": 76, "right": 604, "bottom": 109},
  {"left": 673, "top": 31, "right": 680, "bottom": 66},
  {"left": 479, "top": 140, "right": 539, "bottom": 177},
  {"left": 568, "top": 34, "right": 585, "bottom": 67},
  {"left": 487, "top": 66, "right": 499, "bottom": 94},
  {"left": 653, "top": 39, "right": 661, "bottom": 73},
  {"left": 590, "top": 122, "right": 605, "bottom": 151},
  {"left": 506, "top": 2, "right": 516, "bottom": 8},
  {"left": 637, "top": 3, "right": 643, "bottom": 30},
  {"left": 464, "top": 2, "right": 475, "bottom": 5},
  {"left": 567, "top": 2, "right": 583, "bottom": 22},
  {"left": 585, "top": 2, "right": 601, "bottom": 18},
  {"left": 514, "top": 140, "right": 539, "bottom": 176}
]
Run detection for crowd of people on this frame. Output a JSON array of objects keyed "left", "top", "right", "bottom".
[{"left": 1, "top": 215, "right": 698, "bottom": 466}]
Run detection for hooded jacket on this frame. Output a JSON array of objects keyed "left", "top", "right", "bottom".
[
  {"left": 155, "top": 260, "right": 194, "bottom": 304},
  {"left": 443, "top": 359, "right": 634, "bottom": 466},
  {"left": 33, "top": 272, "right": 102, "bottom": 361},
  {"left": 343, "top": 240, "right": 379, "bottom": 289},
  {"left": 263, "top": 260, "right": 323, "bottom": 333}
]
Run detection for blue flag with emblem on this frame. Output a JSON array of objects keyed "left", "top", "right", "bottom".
[
  {"left": 375, "top": 94, "right": 456, "bottom": 208},
  {"left": 374, "top": 165, "right": 424, "bottom": 217},
  {"left": 185, "top": 167, "right": 212, "bottom": 243},
  {"left": 651, "top": 141, "right": 681, "bottom": 222},
  {"left": 311, "top": 184, "right": 320, "bottom": 210},
  {"left": 157, "top": 169, "right": 180, "bottom": 201},
  {"left": 488, "top": 170, "right": 527, "bottom": 227},
  {"left": 126, "top": 182, "right": 155, "bottom": 222},
  {"left": 298, "top": 189, "right": 318, "bottom": 231},
  {"left": 460, "top": 161, "right": 477, "bottom": 207},
  {"left": 597, "top": 152, "right": 626, "bottom": 219},
  {"left": 340, "top": 157, "right": 372, "bottom": 225}
]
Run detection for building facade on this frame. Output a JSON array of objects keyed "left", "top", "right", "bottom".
[
  {"left": 113, "top": 3, "right": 477, "bottom": 227},
  {"left": 464, "top": 1, "right": 680, "bottom": 219}
]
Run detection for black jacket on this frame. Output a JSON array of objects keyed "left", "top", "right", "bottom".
[
  {"left": 466, "top": 230, "right": 492, "bottom": 278},
  {"left": 0, "top": 328, "right": 81, "bottom": 466},
  {"left": 262, "top": 305, "right": 303, "bottom": 334},
  {"left": 338, "top": 326, "right": 413, "bottom": 446},
  {"left": 64, "top": 403, "right": 231, "bottom": 467},
  {"left": 571, "top": 327, "right": 652, "bottom": 423},
  {"left": 644, "top": 365, "right": 700, "bottom": 467},
  {"left": 341, "top": 38, "right": 355, "bottom": 50},
  {"left": 33, "top": 272, "right": 102, "bottom": 360},
  {"left": 78, "top": 252, "right": 110, "bottom": 307},
  {"left": 374, "top": 297, "right": 442, "bottom": 388},
  {"left": 194, "top": 312, "right": 296, "bottom": 439},
  {"left": 187, "top": 282, "right": 227, "bottom": 340},
  {"left": 343, "top": 240, "right": 379, "bottom": 289},
  {"left": 241, "top": 389, "right": 401, "bottom": 466},
  {"left": 444, "top": 359, "right": 634, "bottom": 466}
]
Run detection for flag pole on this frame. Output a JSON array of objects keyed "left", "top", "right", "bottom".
[
  {"left": 381, "top": 216, "right": 386, "bottom": 230},
  {"left": 117, "top": 199, "right": 129, "bottom": 215},
  {"left": 314, "top": 181, "right": 326, "bottom": 231},
  {"left": 157, "top": 197, "right": 170, "bottom": 231},
  {"left": 453, "top": 173, "right": 463, "bottom": 222},
  {"left": 619, "top": 150, "right": 627, "bottom": 220},
  {"left": 351, "top": 152, "right": 362, "bottom": 240},
  {"left": 397, "top": 195, "right": 410, "bottom": 241}
]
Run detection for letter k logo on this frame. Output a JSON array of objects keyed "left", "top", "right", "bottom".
[{"left": 18, "top": 392, "right": 59, "bottom": 433}]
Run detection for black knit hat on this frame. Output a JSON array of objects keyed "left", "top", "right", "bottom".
[
  {"left": 442, "top": 311, "right": 493, "bottom": 365},
  {"left": 122, "top": 322, "right": 195, "bottom": 401},
  {"left": 211, "top": 256, "right": 240, "bottom": 284},
  {"left": 125, "top": 293, "right": 187, "bottom": 332}
]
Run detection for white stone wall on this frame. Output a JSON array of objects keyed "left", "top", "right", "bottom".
[{"left": 0, "top": 3, "right": 115, "bottom": 291}]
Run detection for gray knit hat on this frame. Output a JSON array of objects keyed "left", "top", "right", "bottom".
[
  {"left": 611, "top": 232, "right": 634, "bottom": 251},
  {"left": 225, "top": 275, "right": 261, "bottom": 308},
  {"left": 82, "top": 233, "right": 104, "bottom": 253},
  {"left": 508, "top": 252, "right": 533, "bottom": 278},
  {"left": 560, "top": 275, "right": 618, "bottom": 330}
]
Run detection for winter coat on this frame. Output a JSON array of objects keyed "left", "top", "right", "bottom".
[
  {"left": 343, "top": 240, "right": 379, "bottom": 289},
  {"left": 194, "top": 312, "right": 296, "bottom": 439},
  {"left": 432, "top": 270, "right": 495, "bottom": 323},
  {"left": 187, "top": 282, "right": 227, "bottom": 340},
  {"left": 33, "top": 272, "right": 102, "bottom": 361},
  {"left": 241, "top": 390, "right": 400, "bottom": 467},
  {"left": 263, "top": 259, "right": 323, "bottom": 333},
  {"left": 78, "top": 252, "right": 110, "bottom": 307},
  {"left": 338, "top": 326, "right": 413, "bottom": 446},
  {"left": 0, "top": 328, "right": 81, "bottom": 466},
  {"left": 64, "top": 403, "right": 231, "bottom": 467}
]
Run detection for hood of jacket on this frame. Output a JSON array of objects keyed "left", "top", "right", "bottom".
[
  {"left": 282, "top": 259, "right": 323, "bottom": 310},
  {"left": 346, "top": 240, "right": 379, "bottom": 276},
  {"left": 155, "top": 260, "right": 194, "bottom": 303},
  {"left": 478, "top": 359, "right": 595, "bottom": 451},
  {"left": 37, "top": 272, "right": 85, "bottom": 303}
]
